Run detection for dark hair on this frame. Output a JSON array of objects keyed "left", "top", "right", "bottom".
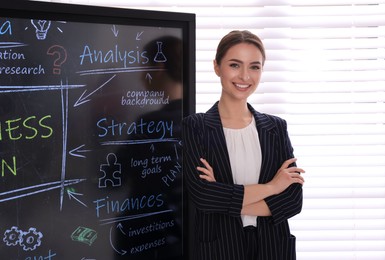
[{"left": 215, "top": 30, "right": 266, "bottom": 66}]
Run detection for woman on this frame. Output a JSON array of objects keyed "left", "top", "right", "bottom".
[{"left": 182, "top": 30, "right": 305, "bottom": 260}]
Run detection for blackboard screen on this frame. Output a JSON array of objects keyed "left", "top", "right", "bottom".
[{"left": 0, "top": 1, "right": 195, "bottom": 259}]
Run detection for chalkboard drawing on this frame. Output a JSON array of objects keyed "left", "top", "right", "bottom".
[
  {"left": 99, "top": 153, "right": 122, "bottom": 188},
  {"left": 3, "top": 226, "right": 43, "bottom": 251},
  {"left": 71, "top": 226, "right": 97, "bottom": 246},
  {"left": 74, "top": 74, "right": 116, "bottom": 107},
  {"left": 47, "top": 45, "right": 67, "bottom": 74},
  {"left": 111, "top": 24, "right": 119, "bottom": 37},
  {"left": 66, "top": 187, "right": 88, "bottom": 208},
  {"left": 153, "top": 41, "right": 167, "bottom": 63},
  {"left": 30, "top": 19, "right": 51, "bottom": 40},
  {"left": 109, "top": 225, "right": 127, "bottom": 256},
  {"left": 0, "top": 20, "right": 12, "bottom": 36},
  {"left": 20, "top": 227, "right": 43, "bottom": 251},
  {"left": 3, "top": 226, "right": 22, "bottom": 246},
  {"left": 69, "top": 144, "right": 91, "bottom": 158}
]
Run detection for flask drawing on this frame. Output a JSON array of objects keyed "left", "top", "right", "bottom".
[{"left": 154, "top": 41, "right": 167, "bottom": 62}]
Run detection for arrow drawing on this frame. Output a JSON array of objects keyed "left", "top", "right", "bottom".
[
  {"left": 74, "top": 74, "right": 116, "bottom": 107},
  {"left": 136, "top": 31, "right": 144, "bottom": 40},
  {"left": 145, "top": 73, "right": 152, "bottom": 84},
  {"left": 117, "top": 223, "right": 126, "bottom": 236},
  {"left": 67, "top": 190, "right": 87, "bottom": 207},
  {"left": 111, "top": 25, "right": 119, "bottom": 37},
  {"left": 109, "top": 226, "right": 127, "bottom": 256},
  {"left": 69, "top": 144, "right": 91, "bottom": 158}
]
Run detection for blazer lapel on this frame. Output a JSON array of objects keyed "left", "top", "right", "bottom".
[
  {"left": 248, "top": 104, "right": 277, "bottom": 184},
  {"left": 204, "top": 102, "right": 234, "bottom": 184}
]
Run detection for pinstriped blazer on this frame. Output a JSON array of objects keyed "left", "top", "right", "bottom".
[{"left": 182, "top": 102, "right": 303, "bottom": 260}]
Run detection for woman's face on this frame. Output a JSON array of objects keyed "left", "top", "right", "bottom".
[{"left": 214, "top": 42, "right": 263, "bottom": 102}]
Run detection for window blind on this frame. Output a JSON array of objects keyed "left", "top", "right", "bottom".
[{"left": 35, "top": 0, "right": 385, "bottom": 259}]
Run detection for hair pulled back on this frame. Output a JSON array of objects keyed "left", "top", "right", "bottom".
[{"left": 215, "top": 30, "right": 266, "bottom": 66}]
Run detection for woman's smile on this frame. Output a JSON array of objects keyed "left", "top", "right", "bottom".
[{"left": 234, "top": 83, "right": 251, "bottom": 90}]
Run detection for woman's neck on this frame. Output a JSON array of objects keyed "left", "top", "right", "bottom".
[{"left": 218, "top": 98, "right": 253, "bottom": 129}]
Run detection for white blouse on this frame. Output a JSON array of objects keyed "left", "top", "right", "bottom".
[{"left": 223, "top": 116, "right": 262, "bottom": 227}]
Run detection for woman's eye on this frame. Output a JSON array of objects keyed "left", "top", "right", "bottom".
[
  {"left": 250, "top": 65, "right": 261, "bottom": 70},
  {"left": 229, "top": 63, "right": 239, "bottom": 68}
]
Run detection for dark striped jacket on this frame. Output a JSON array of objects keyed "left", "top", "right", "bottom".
[{"left": 182, "top": 102, "right": 303, "bottom": 260}]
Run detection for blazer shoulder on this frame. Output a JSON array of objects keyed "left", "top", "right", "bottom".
[
  {"left": 182, "top": 113, "right": 205, "bottom": 127},
  {"left": 259, "top": 112, "right": 287, "bottom": 125},
  {"left": 248, "top": 103, "right": 286, "bottom": 125},
  {"left": 251, "top": 109, "right": 288, "bottom": 134}
]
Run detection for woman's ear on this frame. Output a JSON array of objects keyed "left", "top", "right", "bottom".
[{"left": 213, "top": 59, "right": 220, "bottom": 77}]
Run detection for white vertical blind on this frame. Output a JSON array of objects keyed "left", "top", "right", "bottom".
[{"left": 35, "top": 0, "right": 385, "bottom": 259}]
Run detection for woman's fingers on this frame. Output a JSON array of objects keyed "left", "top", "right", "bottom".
[
  {"left": 269, "top": 159, "right": 306, "bottom": 194},
  {"left": 288, "top": 166, "right": 305, "bottom": 174},
  {"left": 280, "top": 158, "right": 297, "bottom": 170},
  {"left": 197, "top": 158, "right": 216, "bottom": 182},
  {"left": 197, "top": 166, "right": 215, "bottom": 182},
  {"left": 290, "top": 172, "right": 305, "bottom": 184},
  {"left": 199, "top": 173, "right": 214, "bottom": 182},
  {"left": 200, "top": 158, "right": 213, "bottom": 171}
]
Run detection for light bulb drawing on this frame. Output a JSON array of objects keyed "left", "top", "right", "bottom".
[{"left": 31, "top": 20, "right": 51, "bottom": 40}]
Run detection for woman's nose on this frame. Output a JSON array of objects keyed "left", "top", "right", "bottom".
[{"left": 239, "top": 68, "right": 250, "bottom": 81}]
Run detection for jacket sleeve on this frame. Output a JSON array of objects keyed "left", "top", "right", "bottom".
[
  {"left": 264, "top": 117, "right": 303, "bottom": 224},
  {"left": 182, "top": 114, "right": 244, "bottom": 217}
]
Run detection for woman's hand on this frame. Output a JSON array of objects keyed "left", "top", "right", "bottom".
[
  {"left": 268, "top": 158, "right": 305, "bottom": 195},
  {"left": 197, "top": 158, "right": 216, "bottom": 182}
]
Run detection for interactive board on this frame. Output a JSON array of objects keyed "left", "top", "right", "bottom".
[{"left": 0, "top": 2, "right": 195, "bottom": 259}]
